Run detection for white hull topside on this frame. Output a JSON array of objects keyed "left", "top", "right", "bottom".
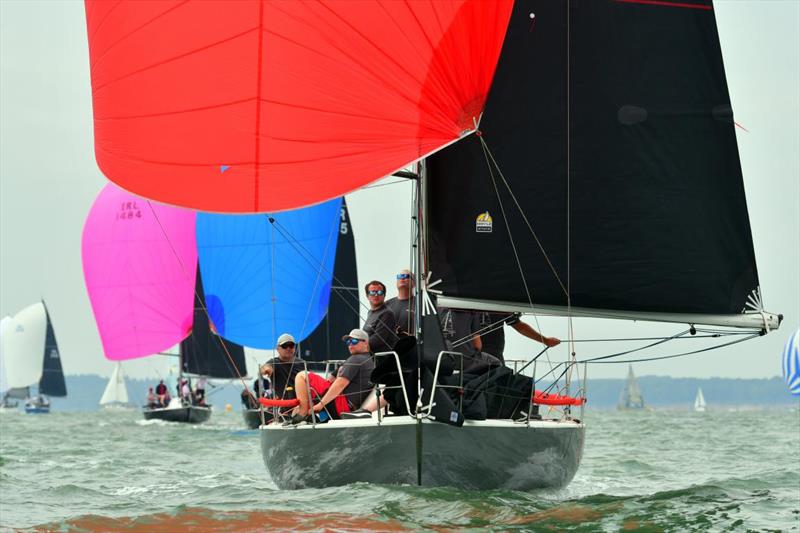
[{"left": 260, "top": 416, "right": 585, "bottom": 491}]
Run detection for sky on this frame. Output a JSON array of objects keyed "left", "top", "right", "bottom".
[{"left": 1, "top": 1, "right": 798, "bottom": 381}]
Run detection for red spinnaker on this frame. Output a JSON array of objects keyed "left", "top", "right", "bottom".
[{"left": 85, "top": 0, "right": 513, "bottom": 213}]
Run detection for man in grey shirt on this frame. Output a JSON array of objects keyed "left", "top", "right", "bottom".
[
  {"left": 385, "top": 269, "right": 415, "bottom": 336},
  {"left": 363, "top": 280, "right": 399, "bottom": 354},
  {"left": 290, "top": 328, "right": 376, "bottom": 423}
]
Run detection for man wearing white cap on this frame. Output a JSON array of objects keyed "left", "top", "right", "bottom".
[
  {"left": 289, "top": 328, "right": 375, "bottom": 424},
  {"left": 259, "top": 333, "right": 303, "bottom": 400}
]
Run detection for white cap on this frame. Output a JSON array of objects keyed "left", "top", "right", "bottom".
[
  {"left": 276, "top": 333, "right": 296, "bottom": 346},
  {"left": 341, "top": 329, "right": 369, "bottom": 342}
]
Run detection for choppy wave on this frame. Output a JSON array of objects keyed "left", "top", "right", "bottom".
[{"left": 0, "top": 408, "right": 797, "bottom": 531}]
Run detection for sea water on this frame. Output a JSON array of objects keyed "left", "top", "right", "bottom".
[{"left": 1, "top": 407, "right": 798, "bottom": 531}]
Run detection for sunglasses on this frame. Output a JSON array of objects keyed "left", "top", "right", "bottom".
[
  {"left": 279, "top": 342, "right": 296, "bottom": 349},
  {"left": 396, "top": 273, "right": 411, "bottom": 280},
  {"left": 344, "top": 338, "right": 363, "bottom": 346},
  {"left": 367, "top": 289, "right": 385, "bottom": 296}
]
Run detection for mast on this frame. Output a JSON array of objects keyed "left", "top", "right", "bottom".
[{"left": 413, "top": 160, "right": 425, "bottom": 487}]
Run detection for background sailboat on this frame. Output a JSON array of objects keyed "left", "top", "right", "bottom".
[
  {"left": 618, "top": 365, "right": 646, "bottom": 411},
  {"left": 694, "top": 388, "right": 707, "bottom": 412},
  {"left": 99, "top": 362, "right": 132, "bottom": 410},
  {"left": 1, "top": 302, "right": 67, "bottom": 414}
]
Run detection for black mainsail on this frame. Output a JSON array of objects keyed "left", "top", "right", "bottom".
[
  {"left": 181, "top": 266, "right": 247, "bottom": 379},
  {"left": 426, "top": 0, "right": 777, "bottom": 328},
  {"left": 39, "top": 302, "right": 66, "bottom": 397},
  {"left": 299, "top": 199, "right": 359, "bottom": 363}
]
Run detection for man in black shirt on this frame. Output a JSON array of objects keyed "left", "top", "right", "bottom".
[
  {"left": 475, "top": 312, "right": 560, "bottom": 364},
  {"left": 362, "top": 280, "right": 398, "bottom": 354},
  {"left": 260, "top": 333, "right": 304, "bottom": 400}
]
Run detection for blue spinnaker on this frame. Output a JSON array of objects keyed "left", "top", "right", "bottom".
[{"left": 196, "top": 198, "right": 342, "bottom": 349}]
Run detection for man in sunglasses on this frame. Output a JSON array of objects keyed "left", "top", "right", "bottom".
[
  {"left": 289, "top": 329, "right": 375, "bottom": 424},
  {"left": 362, "top": 280, "right": 398, "bottom": 354},
  {"left": 385, "top": 269, "right": 415, "bottom": 336},
  {"left": 259, "top": 333, "right": 304, "bottom": 400}
]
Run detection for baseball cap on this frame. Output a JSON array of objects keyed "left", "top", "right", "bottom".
[
  {"left": 276, "top": 333, "right": 296, "bottom": 346},
  {"left": 341, "top": 329, "right": 369, "bottom": 342}
]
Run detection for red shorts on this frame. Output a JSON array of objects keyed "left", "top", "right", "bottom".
[{"left": 305, "top": 372, "right": 350, "bottom": 417}]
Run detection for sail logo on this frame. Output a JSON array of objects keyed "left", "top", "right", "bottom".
[
  {"left": 49, "top": 349, "right": 59, "bottom": 359},
  {"left": 116, "top": 201, "right": 142, "bottom": 221},
  {"left": 476, "top": 211, "right": 493, "bottom": 233}
]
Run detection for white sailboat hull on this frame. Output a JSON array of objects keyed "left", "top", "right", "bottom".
[{"left": 260, "top": 417, "right": 585, "bottom": 490}]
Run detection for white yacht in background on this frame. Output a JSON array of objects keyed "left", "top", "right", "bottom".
[
  {"left": 1, "top": 302, "right": 68, "bottom": 414},
  {"left": 99, "top": 362, "right": 133, "bottom": 410},
  {"left": 694, "top": 388, "right": 707, "bottom": 412}
]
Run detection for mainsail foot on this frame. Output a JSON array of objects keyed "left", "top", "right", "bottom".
[{"left": 437, "top": 297, "right": 782, "bottom": 332}]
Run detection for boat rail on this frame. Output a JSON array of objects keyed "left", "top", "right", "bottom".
[{"left": 258, "top": 352, "right": 588, "bottom": 427}]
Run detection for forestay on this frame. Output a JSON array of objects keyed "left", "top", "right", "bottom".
[{"left": 84, "top": 0, "right": 514, "bottom": 213}]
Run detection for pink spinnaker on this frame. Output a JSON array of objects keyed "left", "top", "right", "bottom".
[{"left": 82, "top": 184, "right": 197, "bottom": 360}]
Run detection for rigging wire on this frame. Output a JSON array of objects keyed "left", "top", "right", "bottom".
[
  {"left": 145, "top": 201, "right": 255, "bottom": 403},
  {"left": 267, "top": 218, "right": 400, "bottom": 351},
  {"left": 579, "top": 332, "right": 761, "bottom": 364}
]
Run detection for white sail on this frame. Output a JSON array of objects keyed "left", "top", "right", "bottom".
[
  {"left": 2, "top": 303, "right": 47, "bottom": 390},
  {"left": 99, "top": 362, "right": 129, "bottom": 406},
  {"left": 618, "top": 365, "right": 645, "bottom": 409},
  {"left": 0, "top": 316, "right": 11, "bottom": 394},
  {"left": 694, "top": 388, "right": 706, "bottom": 412}
]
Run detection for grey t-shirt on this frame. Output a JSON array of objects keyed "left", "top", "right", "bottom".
[
  {"left": 385, "top": 296, "right": 415, "bottom": 334},
  {"left": 337, "top": 352, "right": 376, "bottom": 409},
  {"left": 363, "top": 304, "right": 398, "bottom": 354}
]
